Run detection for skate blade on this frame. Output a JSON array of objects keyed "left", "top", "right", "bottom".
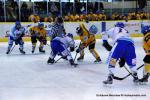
[
  {"left": 94, "top": 61, "right": 102, "bottom": 64},
  {"left": 102, "top": 81, "right": 113, "bottom": 85},
  {"left": 77, "top": 60, "right": 83, "bottom": 62},
  {"left": 139, "top": 82, "right": 148, "bottom": 85}
]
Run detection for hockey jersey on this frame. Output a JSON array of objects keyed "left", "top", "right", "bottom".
[
  {"left": 53, "top": 36, "right": 75, "bottom": 48},
  {"left": 49, "top": 23, "right": 66, "bottom": 40},
  {"left": 79, "top": 24, "right": 95, "bottom": 47},
  {"left": 143, "top": 32, "right": 150, "bottom": 55},
  {"left": 102, "top": 27, "right": 133, "bottom": 44},
  {"left": 30, "top": 26, "right": 46, "bottom": 37},
  {"left": 10, "top": 25, "right": 25, "bottom": 40}
]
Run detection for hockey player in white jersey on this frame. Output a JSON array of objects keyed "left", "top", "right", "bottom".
[
  {"left": 102, "top": 22, "right": 138, "bottom": 84},
  {"left": 6, "top": 21, "right": 26, "bottom": 54},
  {"left": 47, "top": 33, "right": 78, "bottom": 67}
]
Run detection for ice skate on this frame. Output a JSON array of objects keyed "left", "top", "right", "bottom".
[
  {"left": 94, "top": 57, "right": 102, "bottom": 63},
  {"left": 132, "top": 72, "right": 139, "bottom": 84},
  {"left": 103, "top": 74, "right": 113, "bottom": 84},
  {"left": 47, "top": 57, "right": 55, "bottom": 64},
  {"left": 39, "top": 47, "right": 45, "bottom": 53},
  {"left": 32, "top": 47, "right": 35, "bottom": 53},
  {"left": 69, "top": 59, "right": 78, "bottom": 67},
  {"left": 19, "top": 48, "right": 25, "bottom": 54},
  {"left": 6, "top": 49, "right": 10, "bottom": 54},
  {"left": 77, "top": 56, "right": 84, "bottom": 61},
  {"left": 139, "top": 73, "right": 149, "bottom": 83}
]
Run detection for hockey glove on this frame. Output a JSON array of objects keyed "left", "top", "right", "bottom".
[
  {"left": 80, "top": 43, "right": 86, "bottom": 49},
  {"left": 118, "top": 58, "right": 126, "bottom": 68},
  {"left": 70, "top": 47, "right": 75, "bottom": 52},
  {"left": 102, "top": 40, "right": 112, "bottom": 51},
  {"left": 42, "top": 38, "right": 47, "bottom": 45},
  {"left": 76, "top": 48, "right": 80, "bottom": 53}
]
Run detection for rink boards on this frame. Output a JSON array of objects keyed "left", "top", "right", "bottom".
[{"left": 0, "top": 20, "right": 149, "bottom": 42}]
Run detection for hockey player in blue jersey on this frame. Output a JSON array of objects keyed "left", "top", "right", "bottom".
[
  {"left": 47, "top": 33, "right": 78, "bottom": 67},
  {"left": 102, "top": 22, "right": 139, "bottom": 84},
  {"left": 6, "top": 21, "right": 26, "bottom": 54}
]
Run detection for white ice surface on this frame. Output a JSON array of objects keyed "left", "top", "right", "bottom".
[{"left": 0, "top": 38, "right": 150, "bottom": 100}]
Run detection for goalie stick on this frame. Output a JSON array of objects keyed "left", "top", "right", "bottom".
[{"left": 113, "top": 64, "right": 144, "bottom": 80}]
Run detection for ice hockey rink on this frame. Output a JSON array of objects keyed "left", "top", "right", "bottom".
[{"left": 0, "top": 37, "right": 150, "bottom": 100}]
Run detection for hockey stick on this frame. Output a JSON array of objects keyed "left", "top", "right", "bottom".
[
  {"left": 54, "top": 57, "right": 63, "bottom": 63},
  {"left": 73, "top": 42, "right": 82, "bottom": 62},
  {"left": 73, "top": 52, "right": 78, "bottom": 62},
  {"left": 113, "top": 64, "right": 144, "bottom": 80},
  {"left": 46, "top": 43, "right": 50, "bottom": 46},
  {"left": 8, "top": 45, "right": 16, "bottom": 54}
]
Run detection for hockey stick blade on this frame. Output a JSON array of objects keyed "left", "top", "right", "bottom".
[{"left": 113, "top": 64, "right": 144, "bottom": 80}]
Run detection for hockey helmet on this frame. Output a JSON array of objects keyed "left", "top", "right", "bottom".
[
  {"left": 141, "top": 25, "right": 150, "bottom": 35},
  {"left": 115, "top": 22, "right": 125, "bottom": 28},
  {"left": 38, "top": 22, "right": 44, "bottom": 27},
  {"left": 89, "top": 25, "right": 98, "bottom": 34},
  {"left": 15, "top": 21, "right": 21, "bottom": 29},
  {"left": 55, "top": 16, "right": 64, "bottom": 24}
]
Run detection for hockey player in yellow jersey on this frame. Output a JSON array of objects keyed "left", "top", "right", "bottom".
[
  {"left": 139, "top": 25, "right": 150, "bottom": 83},
  {"left": 76, "top": 23, "right": 101, "bottom": 63},
  {"left": 29, "top": 22, "right": 47, "bottom": 53}
]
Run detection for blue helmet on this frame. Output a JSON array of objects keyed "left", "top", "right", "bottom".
[
  {"left": 89, "top": 25, "right": 98, "bottom": 34},
  {"left": 15, "top": 21, "right": 21, "bottom": 25},
  {"left": 67, "top": 33, "right": 73, "bottom": 39},
  {"left": 141, "top": 25, "right": 150, "bottom": 35},
  {"left": 38, "top": 22, "right": 44, "bottom": 27},
  {"left": 15, "top": 21, "right": 21, "bottom": 29},
  {"left": 115, "top": 22, "right": 125, "bottom": 28}
]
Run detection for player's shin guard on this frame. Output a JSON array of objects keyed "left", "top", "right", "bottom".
[
  {"left": 144, "top": 63, "right": 150, "bottom": 73},
  {"left": 130, "top": 66, "right": 139, "bottom": 83},
  {"left": 32, "top": 43, "right": 36, "bottom": 53},
  {"left": 19, "top": 45, "right": 25, "bottom": 54},
  {"left": 6, "top": 45, "right": 12, "bottom": 54},
  {"left": 103, "top": 67, "right": 115, "bottom": 84},
  {"left": 77, "top": 50, "right": 84, "bottom": 61},
  {"left": 39, "top": 45, "right": 45, "bottom": 53},
  {"left": 139, "top": 63, "right": 150, "bottom": 83},
  {"left": 90, "top": 49, "right": 101, "bottom": 63}
]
